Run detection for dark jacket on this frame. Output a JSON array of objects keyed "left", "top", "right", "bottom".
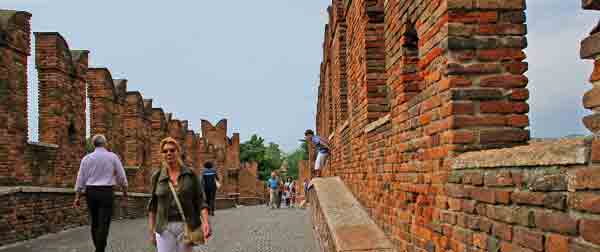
[
  {"left": 202, "top": 168, "right": 219, "bottom": 192},
  {"left": 147, "top": 166, "right": 208, "bottom": 234}
]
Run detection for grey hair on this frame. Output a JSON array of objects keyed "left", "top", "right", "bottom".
[{"left": 92, "top": 134, "right": 107, "bottom": 147}]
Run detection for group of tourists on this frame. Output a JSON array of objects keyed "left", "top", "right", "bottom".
[
  {"left": 71, "top": 128, "right": 330, "bottom": 252},
  {"left": 267, "top": 172, "right": 297, "bottom": 209},
  {"left": 266, "top": 129, "right": 330, "bottom": 209},
  {"left": 74, "top": 134, "right": 219, "bottom": 252}
]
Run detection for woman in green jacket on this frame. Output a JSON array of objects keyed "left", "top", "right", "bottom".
[{"left": 147, "top": 137, "right": 211, "bottom": 252}]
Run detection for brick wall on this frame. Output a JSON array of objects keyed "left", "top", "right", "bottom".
[
  {"left": 0, "top": 10, "right": 31, "bottom": 186},
  {"left": 445, "top": 139, "right": 600, "bottom": 252},
  {"left": 23, "top": 142, "right": 58, "bottom": 186},
  {"left": 0, "top": 8, "right": 265, "bottom": 246},
  {"left": 239, "top": 162, "right": 261, "bottom": 197},
  {"left": 0, "top": 187, "right": 150, "bottom": 247},
  {"left": 310, "top": 0, "right": 588, "bottom": 251},
  {"left": 35, "top": 32, "right": 88, "bottom": 188}
]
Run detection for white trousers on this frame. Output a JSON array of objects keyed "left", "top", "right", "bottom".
[
  {"left": 156, "top": 222, "right": 193, "bottom": 252},
  {"left": 315, "top": 152, "right": 328, "bottom": 170}
]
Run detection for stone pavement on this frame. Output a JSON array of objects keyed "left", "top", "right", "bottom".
[{"left": 0, "top": 205, "right": 318, "bottom": 252}]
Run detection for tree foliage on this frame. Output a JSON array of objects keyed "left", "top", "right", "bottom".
[
  {"left": 284, "top": 141, "right": 308, "bottom": 180},
  {"left": 240, "top": 134, "right": 284, "bottom": 180}
]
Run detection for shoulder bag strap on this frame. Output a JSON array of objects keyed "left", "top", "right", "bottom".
[{"left": 168, "top": 181, "right": 188, "bottom": 224}]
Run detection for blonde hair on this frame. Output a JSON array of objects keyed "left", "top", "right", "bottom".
[{"left": 160, "top": 137, "right": 185, "bottom": 168}]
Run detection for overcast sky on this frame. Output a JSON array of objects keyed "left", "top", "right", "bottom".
[{"left": 5, "top": 0, "right": 596, "bottom": 152}]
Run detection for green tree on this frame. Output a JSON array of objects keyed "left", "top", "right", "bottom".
[
  {"left": 240, "top": 134, "right": 265, "bottom": 163},
  {"left": 284, "top": 141, "right": 308, "bottom": 180},
  {"left": 85, "top": 137, "right": 95, "bottom": 154},
  {"left": 240, "top": 134, "right": 285, "bottom": 180}
]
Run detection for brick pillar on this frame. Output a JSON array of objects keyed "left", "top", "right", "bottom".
[
  {"left": 123, "top": 91, "right": 145, "bottom": 168},
  {"left": 581, "top": 0, "right": 600, "bottom": 162},
  {"left": 150, "top": 108, "right": 167, "bottom": 171},
  {"left": 36, "top": 32, "right": 88, "bottom": 187},
  {"left": 87, "top": 68, "right": 117, "bottom": 149},
  {"left": 0, "top": 10, "right": 31, "bottom": 185},
  {"left": 169, "top": 119, "right": 184, "bottom": 147},
  {"left": 112, "top": 79, "right": 127, "bottom": 161},
  {"left": 184, "top": 130, "right": 196, "bottom": 168},
  {"left": 382, "top": 0, "right": 529, "bottom": 250}
]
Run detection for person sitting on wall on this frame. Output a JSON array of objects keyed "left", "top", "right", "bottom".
[{"left": 304, "top": 129, "right": 330, "bottom": 178}]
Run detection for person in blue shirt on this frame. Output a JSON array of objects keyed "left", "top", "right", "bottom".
[
  {"left": 305, "top": 129, "right": 330, "bottom": 177},
  {"left": 267, "top": 171, "right": 281, "bottom": 209},
  {"left": 202, "top": 161, "right": 219, "bottom": 216}
]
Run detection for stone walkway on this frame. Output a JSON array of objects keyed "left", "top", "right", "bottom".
[{"left": 0, "top": 205, "right": 318, "bottom": 252}]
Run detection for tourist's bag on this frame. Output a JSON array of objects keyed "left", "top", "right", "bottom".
[{"left": 168, "top": 181, "right": 205, "bottom": 245}]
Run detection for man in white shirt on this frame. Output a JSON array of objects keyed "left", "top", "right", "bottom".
[{"left": 73, "top": 134, "right": 128, "bottom": 252}]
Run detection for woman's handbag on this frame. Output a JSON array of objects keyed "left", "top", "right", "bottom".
[
  {"left": 215, "top": 180, "right": 222, "bottom": 190},
  {"left": 168, "top": 181, "right": 205, "bottom": 245}
]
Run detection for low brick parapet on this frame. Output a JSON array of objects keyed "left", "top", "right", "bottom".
[
  {"left": 445, "top": 138, "right": 600, "bottom": 251},
  {"left": 309, "top": 177, "right": 395, "bottom": 252},
  {"left": 0, "top": 186, "right": 253, "bottom": 247},
  {"left": 0, "top": 186, "right": 150, "bottom": 246}
]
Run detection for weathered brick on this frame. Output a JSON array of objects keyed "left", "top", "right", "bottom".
[
  {"left": 516, "top": 207, "right": 535, "bottom": 227},
  {"left": 487, "top": 205, "right": 516, "bottom": 224},
  {"left": 571, "top": 240, "right": 600, "bottom": 252},
  {"left": 514, "top": 227, "right": 544, "bottom": 251},
  {"left": 484, "top": 171, "right": 514, "bottom": 187},
  {"left": 581, "top": 219, "right": 600, "bottom": 246},
  {"left": 534, "top": 211, "right": 578, "bottom": 235},
  {"left": 472, "top": 188, "right": 495, "bottom": 203},
  {"left": 511, "top": 191, "right": 544, "bottom": 205},
  {"left": 568, "top": 192, "right": 600, "bottom": 214},
  {"left": 479, "top": 75, "right": 528, "bottom": 88},
  {"left": 479, "top": 128, "right": 529, "bottom": 144},
  {"left": 492, "top": 221, "right": 513, "bottom": 241},
  {"left": 546, "top": 234, "right": 569, "bottom": 252},
  {"left": 583, "top": 86, "right": 600, "bottom": 109},
  {"left": 476, "top": 0, "right": 525, "bottom": 9},
  {"left": 568, "top": 166, "right": 600, "bottom": 190}
]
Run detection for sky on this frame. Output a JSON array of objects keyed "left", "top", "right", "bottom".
[{"left": 4, "top": 0, "right": 597, "bottom": 152}]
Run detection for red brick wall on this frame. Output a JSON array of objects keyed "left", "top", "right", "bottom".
[
  {"left": 0, "top": 6, "right": 262, "bottom": 197},
  {"left": 239, "top": 162, "right": 259, "bottom": 197},
  {"left": 87, "top": 68, "right": 118, "bottom": 148},
  {"left": 35, "top": 32, "right": 88, "bottom": 188},
  {"left": 315, "top": 0, "right": 531, "bottom": 251},
  {"left": 0, "top": 10, "right": 31, "bottom": 186},
  {"left": 150, "top": 108, "right": 167, "bottom": 172},
  {"left": 0, "top": 188, "right": 149, "bottom": 247}
]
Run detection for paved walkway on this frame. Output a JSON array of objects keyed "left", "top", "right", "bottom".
[{"left": 0, "top": 205, "right": 318, "bottom": 252}]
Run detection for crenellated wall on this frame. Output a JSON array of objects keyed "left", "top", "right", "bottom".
[
  {"left": 313, "top": 0, "right": 600, "bottom": 251},
  {"left": 0, "top": 7, "right": 266, "bottom": 246},
  {"left": 0, "top": 10, "right": 31, "bottom": 186}
]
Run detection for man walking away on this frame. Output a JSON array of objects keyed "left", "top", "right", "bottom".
[
  {"left": 73, "top": 134, "right": 128, "bottom": 252},
  {"left": 305, "top": 129, "right": 330, "bottom": 177},
  {"left": 202, "top": 161, "right": 219, "bottom": 216},
  {"left": 267, "top": 172, "right": 279, "bottom": 209}
]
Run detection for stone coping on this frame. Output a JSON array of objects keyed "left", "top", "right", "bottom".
[
  {"left": 26, "top": 141, "right": 59, "bottom": 148},
  {"left": 0, "top": 186, "right": 151, "bottom": 197},
  {"left": 312, "top": 177, "right": 394, "bottom": 251},
  {"left": 364, "top": 114, "right": 391, "bottom": 133},
  {"left": 452, "top": 138, "right": 589, "bottom": 170}
]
